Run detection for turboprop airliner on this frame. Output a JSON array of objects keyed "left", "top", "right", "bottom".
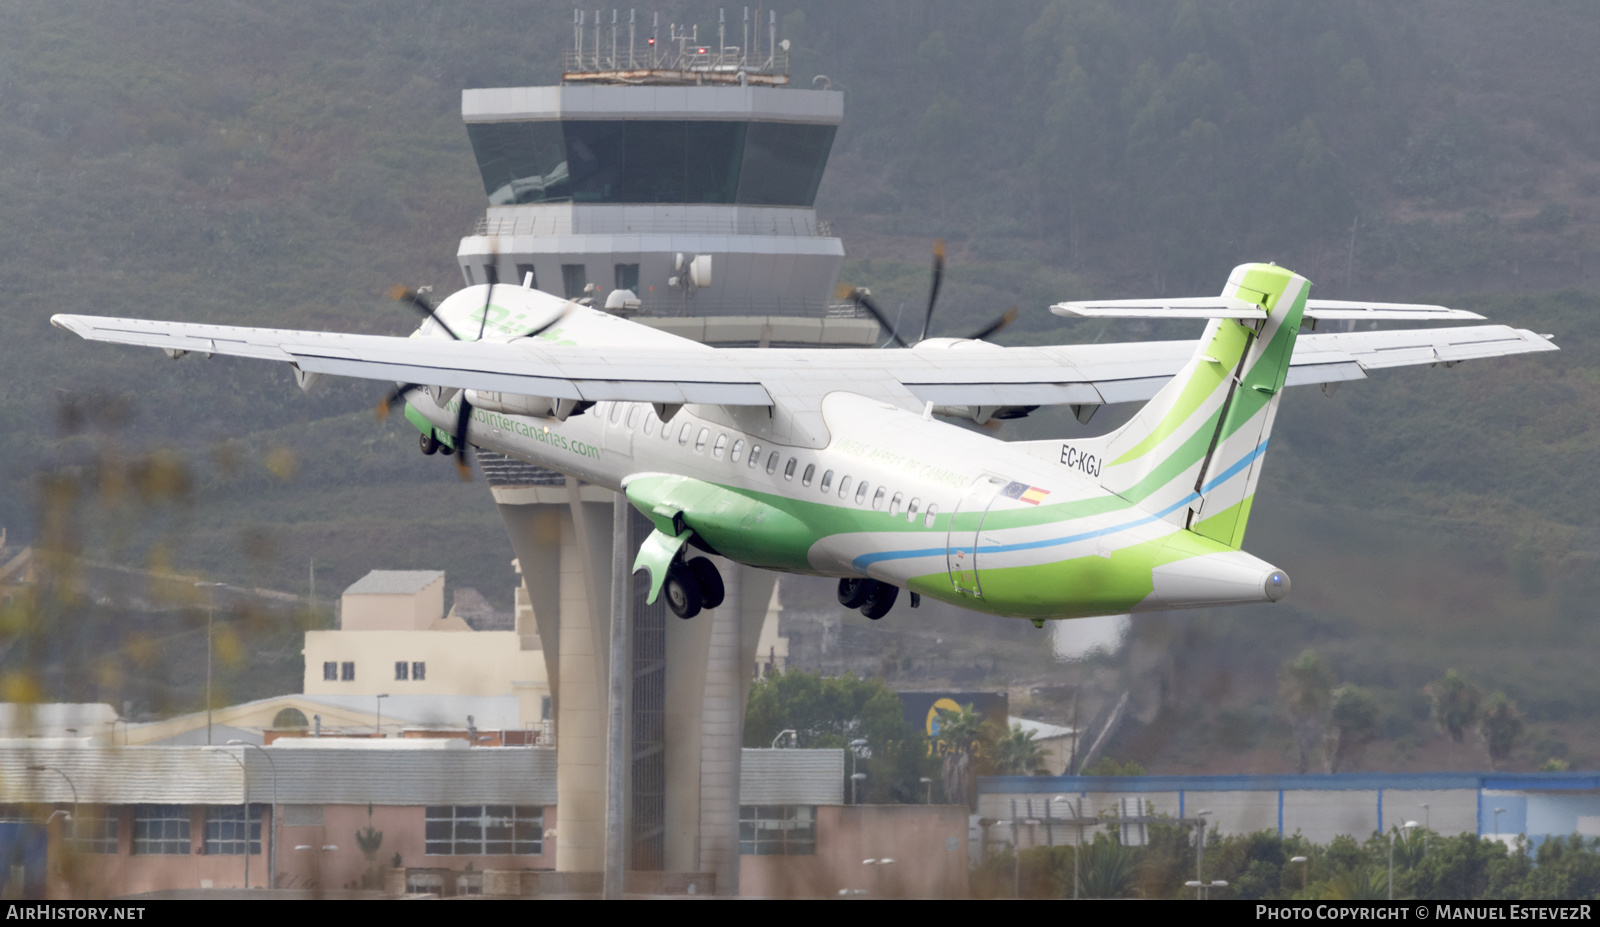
[{"left": 51, "top": 262, "right": 1555, "bottom": 626}]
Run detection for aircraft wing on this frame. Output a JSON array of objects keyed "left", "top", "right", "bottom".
[
  {"left": 741, "top": 324, "right": 1557, "bottom": 409},
  {"left": 49, "top": 315, "right": 773, "bottom": 406},
  {"left": 52, "top": 313, "right": 1555, "bottom": 413}
]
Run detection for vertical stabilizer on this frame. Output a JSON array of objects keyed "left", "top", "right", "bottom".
[{"left": 1085, "top": 263, "right": 1308, "bottom": 548}]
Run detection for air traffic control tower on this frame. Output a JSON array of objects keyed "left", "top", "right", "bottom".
[
  {"left": 457, "top": 11, "right": 847, "bottom": 320},
  {"left": 454, "top": 12, "right": 874, "bottom": 896}
]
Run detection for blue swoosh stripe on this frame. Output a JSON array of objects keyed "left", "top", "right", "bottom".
[{"left": 849, "top": 440, "right": 1267, "bottom": 570}]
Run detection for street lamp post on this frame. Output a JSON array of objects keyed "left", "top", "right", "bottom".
[
  {"left": 1421, "top": 803, "right": 1431, "bottom": 857},
  {"left": 1194, "top": 809, "right": 1213, "bottom": 891},
  {"left": 1051, "top": 796, "right": 1083, "bottom": 900},
  {"left": 1493, "top": 806, "right": 1507, "bottom": 836},
  {"left": 229, "top": 740, "right": 279, "bottom": 889},
  {"left": 194, "top": 581, "right": 236, "bottom": 746},
  {"left": 209, "top": 750, "right": 250, "bottom": 888},
  {"left": 771, "top": 729, "right": 796, "bottom": 749},
  {"left": 863, "top": 857, "right": 895, "bottom": 897},
  {"left": 919, "top": 777, "right": 933, "bottom": 804},
  {"left": 1389, "top": 820, "right": 1418, "bottom": 900},
  {"left": 848, "top": 738, "right": 868, "bottom": 804},
  {"left": 375, "top": 694, "right": 389, "bottom": 737},
  {"left": 27, "top": 766, "right": 78, "bottom": 860},
  {"left": 1185, "top": 879, "right": 1229, "bottom": 899},
  {"left": 1290, "top": 855, "right": 1309, "bottom": 892}
]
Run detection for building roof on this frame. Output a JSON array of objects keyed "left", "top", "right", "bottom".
[
  {"left": 740, "top": 748, "right": 844, "bottom": 805},
  {"left": 1011, "top": 717, "right": 1075, "bottom": 741},
  {"left": 342, "top": 571, "right": 444, "bottom": 596},
  {"left": 0, "top": 744, "right": 843, "bottom": 807}
]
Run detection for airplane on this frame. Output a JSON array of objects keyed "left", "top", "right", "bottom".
[{"left": 51, "top": 261, "right": 1556, "bottom": 628}]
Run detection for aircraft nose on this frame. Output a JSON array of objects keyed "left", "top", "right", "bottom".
[{"left": 1264, "top": 570, "right": 1291, "bottom": 602}]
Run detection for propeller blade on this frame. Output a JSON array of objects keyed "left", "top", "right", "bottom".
[
  {"left": 513, "top": 302, "right": 574, "bottom": 342},
  {"left": 374, "top": 383, "right": 419, "bottom": 422},
  {"left": 966, "top": 306, "right": 1019, "bottom": 342},
  {"left": 452, "top": 395, "right": 474, "bottom": 481},
  {"left": 833, "top": 282, "right": 909, "bottom": 348},
  {"left": 478, "top": 282, "right": 494, "bottom": 341},
  {"left": 918, "top": 239, "right": 945, "bottom": 344},
  {"left": 388, "top": 285, "right": 461, "bottom": 340}
]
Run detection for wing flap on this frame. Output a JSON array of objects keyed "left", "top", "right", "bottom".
[{"left": 1303, "top": 299, "right": 1484, "bottom": 321}]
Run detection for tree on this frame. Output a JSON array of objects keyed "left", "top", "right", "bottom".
[
  {"left": 934, "top": 703, "right": 989, "bottom": 809},
  {"left": 1479, "top": 693, "right": 1524, "bottom": 770},
  {"left": 993, "top": 722, "right": 1048, "bottom": 775},
  {"left": 1324, "top": 685, "right": 1381, "bottom": 773},
  {"left": 742, "top": 669, "right": 935, "bottom": 803},
  {"left": 1426, "top": 670, "right": 1482, "bottom": 747},
  {"left": 1280, "top": 650, "right": 1333, "bottom": 773}
]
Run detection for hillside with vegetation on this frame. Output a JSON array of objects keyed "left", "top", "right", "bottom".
[{"left": 0, "top": 0, "right": 1598, "bottom": 758}]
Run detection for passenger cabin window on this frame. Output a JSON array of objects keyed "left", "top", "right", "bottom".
[
  {"left": 802, "top": 464, "right": 815, "bottom": 486},
  {"left": 625, "top": 405, "right": 640, "bottom": 428},
  {"left": 907, "top": 498, "right": 920, "bottom": 522},
  {"left": 784, "top": 458, "right": 797, "bottom": 480},
  {"left": 748, "top": 444, "right": 762, "bottom": 468},
  {"left": 838, "top": 476, "right": 852, "bottom": 498},
  {"left": 889, "top": 492, "right": 903, "bottom": 515},
  {"left": 643, "top": 412, "right": 657, "bottom": 435},
  {"left": 713, "top": 434, "right": 729, "bottom": 458},
  {"left": 872, "top": 487, "right": 886, "bottom": 510},
  {"left": 820, "top": 470, "right": 834, "bottom": 493},
  {"left": 856, "top": 482, "right": 871, "bottom": 505},
  {"left": 678, "top": 423, "right": 693, "bottom": 445},
  {"left": 765, "top": 452, "right": 779, "bottom": 475},
  {"left": 731, "top": 439, "right": 745, "bottom": 462},
  {"left": 695, "top": 428, "right": 710, "bottom": 452},
  {"left": 924, "top": 503, "right": 938, "bottom": 528},
  {"left": 609, "top": 402, "right": 623, "bottom": 424},
  {"left": 661, "top": 416, "right": 674, "bottom": 439}
]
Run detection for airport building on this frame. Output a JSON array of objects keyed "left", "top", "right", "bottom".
[{"left": 978, "top": 772, "right": 1600, "bottom": 854}]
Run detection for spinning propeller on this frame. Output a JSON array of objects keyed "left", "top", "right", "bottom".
[
  {"left": 834, "top": 239, "right": 1018, "bottom": 347},
  {"left": 374, "top": 275, "right": 575, "bottom": 482}
]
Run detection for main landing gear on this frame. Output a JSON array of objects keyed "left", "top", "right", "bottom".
[
  {"left": 419, "top": 432, "right": 441, "bottom": 455},
  {"left": 838, "top": 578, "right": 911, "bottom": 620},
  {"left": 664, "top": 556, "right": 725, "bottom": 620}
]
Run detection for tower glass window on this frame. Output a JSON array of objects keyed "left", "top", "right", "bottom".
[
  {"left": 466, "top": 120, "right": 835, "bottom": 207},
  {"left": 515, "top": 263, "right": 537, "bottom": 289}
]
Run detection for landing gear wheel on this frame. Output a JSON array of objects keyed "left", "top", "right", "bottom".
[
  {"left": 838, "top": 577, "right": 876, "bottom": 609},
  {"left": 664, "top": 561, "right": 703, "bottom": 620},
  {"left": 687, "top": 557, "right": 725, "bottom": 610},
  {"left": 419, "top": 432, "right": 441, "bottom": 456},
  {"left": 439, "top": 441, "right": 455, "bottom": 457},
  {"left": 861, "top": 583, "right": 899, "bottom": 620}
]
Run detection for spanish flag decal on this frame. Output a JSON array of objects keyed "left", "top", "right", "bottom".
[{"left": 1001, "top": 481, "right": 1051, "bottom": 505}]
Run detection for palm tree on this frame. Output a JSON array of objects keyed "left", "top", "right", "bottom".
[
  {"left": 993, "top": 722, "right": 1049, "bottom": 775},
  {"left": 1280, "top": 650, "right": 1333, "bottom": 773},
  {"left": 935, "top": 704, "right": 987, "bottom": 808}
]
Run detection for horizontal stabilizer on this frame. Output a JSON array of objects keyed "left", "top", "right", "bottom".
[
  {"left": 1051, "top": 297, "right": 1265, "bottom": 320},
  {"left": 1302, "top": 299, "right": 1484, "bottom": 321}
]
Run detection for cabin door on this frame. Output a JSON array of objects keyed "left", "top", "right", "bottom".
[{"left": 946, "top": 475, "right": 1007, "bottom": 598}]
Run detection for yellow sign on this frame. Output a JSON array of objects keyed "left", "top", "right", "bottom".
[{"left": 925, "top": 697, "right": 963, "bottom": 737}]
